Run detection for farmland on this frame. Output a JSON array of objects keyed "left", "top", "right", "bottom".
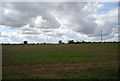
[{"left": 2, "top": 43, "right": 119, "bottom": 79}]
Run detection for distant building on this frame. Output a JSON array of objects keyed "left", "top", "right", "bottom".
[{"left": 24, "top": 41, "right": 28, "bottom": 44}]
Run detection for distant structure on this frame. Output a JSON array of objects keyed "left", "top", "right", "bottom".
[
  {"left": 101, "top": 31, "right": 102, "bottom": 42},
  {"left": 24, "top": 41, "right": 28, "bottom": 44}
]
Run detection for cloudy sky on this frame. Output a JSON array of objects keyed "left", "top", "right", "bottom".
[{"left": 0, "top": 1, "right": 119, "bottom": 44}]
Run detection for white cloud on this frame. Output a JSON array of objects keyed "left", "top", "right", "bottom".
[
  {"left": 0, "top": 2, "right": 118, "bottom": 43},
  {"left": 95, "top": 7, "right": 118, "bottom": 36}
]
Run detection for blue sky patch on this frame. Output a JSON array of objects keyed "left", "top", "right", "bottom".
[
  {"left": 97, "top": 2, "right": 118, "bottom": 14},
  {"left": 0, "top": 27, "right": 20, "bottom": 33}
]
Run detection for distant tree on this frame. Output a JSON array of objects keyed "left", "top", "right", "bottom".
[
  {"left": 43, "top": 42, "right": 46, "bottom": 44},
  {"left": 68, "top": 40, "right": 75, "bottom": 44},
  {"left": 82, "top": 41, "right": 85, "bottom": 43},
  {"left": 88, "top": 41, "right": 91, "bottom": 43},
  {"left": 59, "top": 40, "right": 62, "bottom": 44},
  {"left": 7, "top": 43, "right": 10, "bottom": 45},
  {"left": 76, "top": 41, "right": 81, "bottom": 44},
  {"left": 24, "top": 41, "right": 28, "bottom": 44}
]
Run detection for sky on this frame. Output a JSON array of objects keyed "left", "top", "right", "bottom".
[{"left": 0, "top": 1, "right": 119, "bottom": 44}]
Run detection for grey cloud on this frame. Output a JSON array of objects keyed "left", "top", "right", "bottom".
[
  {"left": 52, "top": 2, "right": 98, "bottom": 35},
  {"left": 2, "top": 2, "right": 61, "bottom": 29},
  {"left": 21, "top": 28, "right": 40, "bottom": 35},
  {"left": 21, "top": 32, "right": 40, "bottom": 34},
  {"left": 1, "top": 2, "right": 98, "bottom": 34},
  {"left": 46, "top": 33, "right": 65, "bottom": 37},
  {"left": 0, "top": 3, "right": 2, "bottom": 25},
  {"left": 3, "top": 11, "right": 31, "bottom": 27},
  {"left": 39, "top": 14, "right": 61, "bottom": 29},
  {"left": 41, "top": 29, "right": 54, "bottom": 32},
  {"left": 0, "top": 32, "right": 9, "bottom": 37},
  {"left": 0, "top": 2, "right": 118, "bottom": 43}
]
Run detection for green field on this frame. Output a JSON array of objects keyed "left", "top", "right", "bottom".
[{"left": 2, "top": 43, "right": 119, "bottom": 79}]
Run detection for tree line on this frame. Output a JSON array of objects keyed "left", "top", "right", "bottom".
[{"left": 0, "top": 40, "right": 119, "bottom": 45}]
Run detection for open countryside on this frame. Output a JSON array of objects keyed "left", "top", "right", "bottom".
[{"left": 2, "top": 43, "right": 119, "bottom": 79}]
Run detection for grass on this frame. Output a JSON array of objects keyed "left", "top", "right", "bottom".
[{"left": 2, "top": 43, "right": 119, "bottom": 79}]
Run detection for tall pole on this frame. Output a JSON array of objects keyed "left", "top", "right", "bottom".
[{"left": 101, "top": 31, "right": 102, "bottom": 43}]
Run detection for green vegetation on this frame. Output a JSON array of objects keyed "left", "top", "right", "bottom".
[{"left": 2, "top": 43, "right": 119, "bottom": 79}]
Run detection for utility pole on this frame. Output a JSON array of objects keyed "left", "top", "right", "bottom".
[{"left": 101, "top": 31, "right": 102, "bottom": 43}]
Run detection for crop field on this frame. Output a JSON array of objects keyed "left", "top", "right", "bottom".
[{"left": 2, "top": 43, "right": 119, "bottom": 79}]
